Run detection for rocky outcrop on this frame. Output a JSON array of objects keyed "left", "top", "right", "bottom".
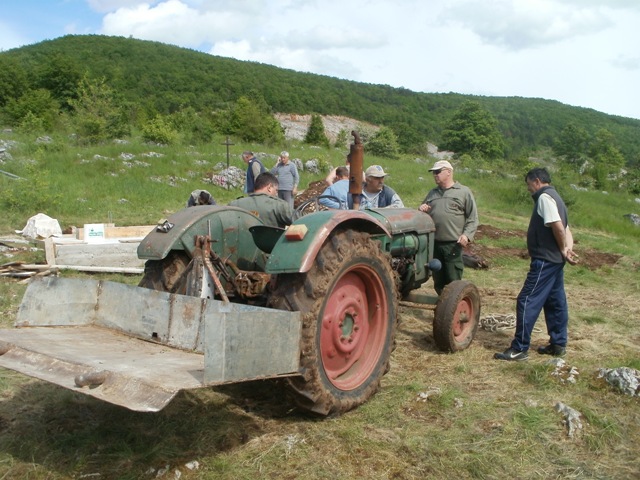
[{"left": 275, "top": 113, "right": 379, "bottom": 145}]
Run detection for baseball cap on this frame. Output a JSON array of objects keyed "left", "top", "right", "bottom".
[
  {"left": 365, "top": 165, "right": 388, "bottom": 177},
  {"left": 429, "top": 160, "right": 453, "bottom": 171}
]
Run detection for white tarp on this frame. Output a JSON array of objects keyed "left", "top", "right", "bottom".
[{"left": 16, "top": 213, "right": 63, "bottom": 240}]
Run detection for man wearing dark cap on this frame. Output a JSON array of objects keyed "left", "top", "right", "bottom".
[
  {"left": 186, "top": 189, "right": 216, "bottom": 207},
  {"left": 419, "top": 160, "right": 478, "bottom": 295}
]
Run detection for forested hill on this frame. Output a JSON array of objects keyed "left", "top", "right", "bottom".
[{"left": 2, "top": 34, "right": 639, "bottom": 163}]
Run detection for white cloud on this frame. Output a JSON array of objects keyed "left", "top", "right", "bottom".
[
  {"left": 558, "top": 0, "right": 640, "bottom": 10},
  {"left": 611, "top": 55, "right": 640, "bottom": 71},
  {"left": 87, "top": 0, "right": 151, "bottom": 14},
  {"left": 284, "top": 25, "right": 386, "bottom": 51},
  {"left": 438, "top": 0, "right": 612, "bottom": 51},
  {"left": 100, "top": 0, "right": 244, "bottom": 47}
]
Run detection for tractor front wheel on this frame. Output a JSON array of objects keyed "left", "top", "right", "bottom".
[
  {"left": 433, "top": 280, "right": 480, "bottom": 352},
  {"left": 270, "top": 230, "right": 398, "bottom": 416}
]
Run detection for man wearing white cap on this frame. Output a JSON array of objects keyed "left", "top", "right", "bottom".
[
  {"left": 348, "top": 165, "right": 404, "bottom": 209},
  {"left": 419, "top": 160, "right": 478, "bottom": 294}
]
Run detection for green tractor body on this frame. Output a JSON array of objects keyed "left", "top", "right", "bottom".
[{"left": 0, "top": 135, "right": 481, "bottom": 416}]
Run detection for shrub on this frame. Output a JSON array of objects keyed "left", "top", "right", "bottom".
[
  {"left": 304, "top": 114, "right": 329, "bottom": 147},
  {"left": 366, "top": 126, "right": 399, "bottom": 158},
  {"left": 141, "top": 115, "right": 179, "bottom": 145}
]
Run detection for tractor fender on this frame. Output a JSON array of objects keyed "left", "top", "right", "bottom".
[
  {"left": 265, "top": 210, "right": 391, "bottom": 274},
  {"left": 137, "top": 205, "right": 263, "bottom": 261}
]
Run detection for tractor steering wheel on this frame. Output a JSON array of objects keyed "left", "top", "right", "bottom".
[{"left": 293, "top": 195, "right": 345, "bottom": 220}]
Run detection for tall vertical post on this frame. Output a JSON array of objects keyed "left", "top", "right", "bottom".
[
  {"left": 221, "top": 136, "right": 234, "bottom": 169},
  {"left": 348, "top": 131, "right": 364, "bottom": 211},
  {"left": 220, "top": 136, "right": 235, "bottom": 189}
]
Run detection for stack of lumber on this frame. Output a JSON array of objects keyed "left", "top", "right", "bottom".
[
  {"left": 43, "top": 224, "right": 155, "bottom": 273},
  {"left": 0, "top": 225, "right": 154, "bottom": 277}
]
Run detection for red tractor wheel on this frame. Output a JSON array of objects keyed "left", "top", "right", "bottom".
[
  {"left": 433, "top": 280, "right": 481, "bottom": 352},
  {"left": 270, "top": 230, "right": 398, "bottom": 416}
]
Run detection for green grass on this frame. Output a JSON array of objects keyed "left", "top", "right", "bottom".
[{"left": 1, "top": 132, "right": 639, "bottom": 479}]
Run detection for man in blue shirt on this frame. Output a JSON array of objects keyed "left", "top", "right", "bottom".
[{"left": 319, "top": 166, "right": 349, "bottom": 209}]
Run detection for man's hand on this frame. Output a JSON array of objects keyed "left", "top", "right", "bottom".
[
  {"left": 457, "top": 234, "right": 469, "bottom": 247},
  {"left": 564, "top": 248, "right": 579, "bottom": 265},
  {"left": 419, "top": 204, "right": 431, "bottom": 213}
]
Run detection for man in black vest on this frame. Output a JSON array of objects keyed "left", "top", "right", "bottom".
[
  {"left": 242, "top": 151, "right": 266, "bottom": 194},
  {"left": 495, "top": 167, "right": 578, "bottom": 361},
  {"left": 348, "top": 165, "right": 404, "bottom": 209}
]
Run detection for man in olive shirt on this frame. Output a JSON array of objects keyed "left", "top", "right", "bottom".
[
  {"left": 419, "top": 160, "right": 478, "bottom": 294},
  {"left": 229, "top": 172, "right": 293, "bottom": 229}
]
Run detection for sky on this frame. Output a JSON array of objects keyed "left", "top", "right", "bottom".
[{"left": 1, "top": 0, "right": 639, "bottom": 120}]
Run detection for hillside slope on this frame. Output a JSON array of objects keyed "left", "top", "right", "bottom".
[{"left": 2, "top": 34, "right": 640, "bottom": 161}]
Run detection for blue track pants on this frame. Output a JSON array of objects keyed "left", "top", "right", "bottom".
[{"left": 511, "top": 259, "right": 568, "bottom": 352}]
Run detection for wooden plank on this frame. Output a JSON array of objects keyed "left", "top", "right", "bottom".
[
  {"left": 20, "top": 264, "right": 143, "bottom": 274},
  {"left": 75, "top": 225, "right": 154, "bottom": 240},
  {"left": 44, "top": 237, "right": 56, "bottom": 266},
  {"left": 54, "top": 242, "right": 144, "bottom": 269},
  {"left": 52, "top": 265, "right": 143, "bottom": 274}
]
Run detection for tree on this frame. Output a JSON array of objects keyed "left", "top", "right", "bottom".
[
  {"left": 4, "top": 88, "right": 59, "bottom": 131},
  {"left": 334, "top": 129, "right": 349, "bottom": 149},
  {"left": 168, "top": 106, "right": 216, "bottom": 145},
  {"left": 589, "top": 129, "right": 625, "bottom": 170},
  {"left": 68, "top": 75, "right": 130, "bottom": 144},
  {"left": 226, "top": 96, "right": 284, "bottom": 144},
  {"left": 304, "top": 114, "right": 329, "bottom": 147},
  {"left": 440, "top": 101, "right": 505, "bottom": 159},
  {"left": 588, "top": 128, "right": 626, "bottom": 189},
  {"left": 0, "top": 57, "right": 30, "bottom": 108},
  {"left": 366, "top": 126, "right": 399, "bottom": 158},
  {"left": 35, "top": 53, "right": 83, "bottom": 111},
  {"left": 553, "top": 123, "right": 590, "bottom": 164}
]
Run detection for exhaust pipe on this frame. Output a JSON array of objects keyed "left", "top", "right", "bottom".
[{"left": 348, "top": 131, "right": 364, "bottom": 210}]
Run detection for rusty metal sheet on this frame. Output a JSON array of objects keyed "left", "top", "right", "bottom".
[
  {"left": 203, "top": 301, "right": 302, "bottom": 383},
  {"left": 0, "top": 326, "right": 203, "bottom": 412}
]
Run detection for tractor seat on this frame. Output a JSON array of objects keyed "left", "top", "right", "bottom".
[{"left": 249, "top": 225, "right": 286, "bottom": 254}]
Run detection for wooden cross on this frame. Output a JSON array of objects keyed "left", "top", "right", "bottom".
[{"left": 221, "top": 136, "right": 234, "bottom": 169}]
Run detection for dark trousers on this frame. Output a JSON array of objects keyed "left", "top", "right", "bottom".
[
  {"left": 511, "top": 259, "right": 568, "bottom": 352},
  {"left": 278, "top": 190, "right": 294, "bottom": 209},
  {"left": 433, "top": 241, "right": 464, "bottom": 295}
]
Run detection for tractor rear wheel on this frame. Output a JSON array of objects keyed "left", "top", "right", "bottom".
[
  {"left": 270, "top": 230, "right": 398, "bottom": 416},
  {"left": 138, "top": 251, "right": 191, "bottom": 293},
  {"left": 433, "top": 280, "right": 480, "bottom": 352}
]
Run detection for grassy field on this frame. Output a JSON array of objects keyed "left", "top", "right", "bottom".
[{"left": 1, "top": 132, "right": 639, "bottom": 479}]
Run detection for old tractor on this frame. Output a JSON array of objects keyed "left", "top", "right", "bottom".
[{"left": 0, "top": 133, "right": 480, "bottom": 416}]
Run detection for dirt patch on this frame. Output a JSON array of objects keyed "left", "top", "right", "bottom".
[{"left": 467, "top": 224, "right": 622, "bottom": 270}]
